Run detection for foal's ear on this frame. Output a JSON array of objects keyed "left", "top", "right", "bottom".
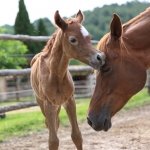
[
  {"left": 110, "top": 14, "right": 122, "bottom": 41},
  {"left": 54, "top": 10, "right": 68, "bottom": 31},
  {"left": 75, "top": 10, "right": 84, "bottom": 23}
]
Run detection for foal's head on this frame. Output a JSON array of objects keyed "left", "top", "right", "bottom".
[
  {"left": 54, "top": 10, "right": 105, "bottom": 69},
  {"left": 87, "top": 14, "right": 147, "bottom": 132}
]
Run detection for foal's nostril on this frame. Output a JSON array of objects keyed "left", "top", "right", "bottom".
[
  {"left": 87, "top": 117, "right": 92, "bottom": 127},
  {"left": 97, "top": 55, "right": 102, "bottom": 63}
]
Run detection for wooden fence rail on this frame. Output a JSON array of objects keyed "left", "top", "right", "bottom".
[
  {"left": 0, "top": 34, "right": 99, "bottom": 44},
  {"left": 0, "top": 66, "right": 95, "bottom": 113},
  {"left": 0, "top": 34, "right": 96, "bottom": 113},
  {"left": 0, "top": 66, "right": 93, "bottom": 76},
  {"left": 0, "top": 101, "right": 37, "bottom": 113}
]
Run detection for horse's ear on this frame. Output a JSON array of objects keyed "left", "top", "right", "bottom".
[
  {"left": 75, "top": 10, "right": 84, "bottom": 23},
  {"left": 54, "top": 10, "right": 68, "bottom": 31},
  {"left": 110, "top": 14, "right": 122, "bottom": 41}
]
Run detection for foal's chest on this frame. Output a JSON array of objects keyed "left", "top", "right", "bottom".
[{"left": 42, "top": 71, "right": 74, "bottom": 105}]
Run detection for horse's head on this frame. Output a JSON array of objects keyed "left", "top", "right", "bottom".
[
  {"left": 54, "top": 10, "right": 105, "bottom": 70},
  {"left": 87, "top": 14, "right": 147, "bottom": 131}
]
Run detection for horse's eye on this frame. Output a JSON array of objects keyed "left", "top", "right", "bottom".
[
  {"left": 101, "top": 67, "right": 111, "bottom": 74},
  {"left": 69, "top": 37, "right": 78, "bottom": 45}
]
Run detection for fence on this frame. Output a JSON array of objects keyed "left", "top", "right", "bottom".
[
  {"left": 0, "top": 34, "right": 150, "bottom": 113},
  {"left": 0, "top": 66, "right": 96, "bottom": 113},
  {"left": 0, "top": 34, "right": 99, "bottom": 113},
  {"left": 0, "top": 34, "right": 99, "bottom": 43}
]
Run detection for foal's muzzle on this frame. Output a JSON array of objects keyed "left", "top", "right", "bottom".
[
  {"left": 90, "top": 52, "right": 105, "bottom": 70},
  {"left": 97, "top": 52, "right": 105, "bottom": 66}
]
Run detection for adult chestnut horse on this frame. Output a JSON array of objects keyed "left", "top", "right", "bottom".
[
  {"left": 30, "top": 10, "right": 105, "bottom": 150},
  {"left": 87, "top": 8, "right": 150, "bottom": 132}
]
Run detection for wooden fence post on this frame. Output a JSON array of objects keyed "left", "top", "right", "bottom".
[
  {"left": 0, "top": 77, "right": 7, "bottom": 101},
  {"left": 86, "top": 74, "right": 95, "bottom": 96},
  {"left": 147, "top": 69, "right": 150, "bottom": 95},
  {"left": 14, "top": 76, "right": 21, "bottom": 101}
]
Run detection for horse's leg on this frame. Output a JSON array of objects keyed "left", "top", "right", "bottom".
[
  {"left": 44, "top": 99, "right": 59, "bottom": 150},
  {"left": 63, "top": 96, "right": 83, "bottom": 150}
]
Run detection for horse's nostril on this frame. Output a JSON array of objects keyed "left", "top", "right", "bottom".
[{"left": 87, "top": 117, "right": 92, "bottom": 127}]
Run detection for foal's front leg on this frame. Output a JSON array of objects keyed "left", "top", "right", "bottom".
[
  {"left": 44, "top": 100, "right": 60, "bottom": 150},
  {"left": 63, "top": 96, "right": 83, "bottom": 150}
]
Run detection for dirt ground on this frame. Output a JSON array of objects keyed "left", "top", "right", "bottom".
[{"left": 0, "top": 104, "right": 150, "bottom": 150}]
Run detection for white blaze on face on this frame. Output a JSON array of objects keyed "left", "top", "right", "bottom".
[{"left": 80, "top": 25, "right": 89, "bottom": 37}]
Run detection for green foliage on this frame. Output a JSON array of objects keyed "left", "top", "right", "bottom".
[
  {"left": 37, "top": 19, "right": 49, "bottom": 36},
  {"left": 0, "top": 111, "right": 45, "bottom": 142},
  {"left": 14, "top": 0, "right": 31, "bottom": 35},
  {"left": 69, "top": 59, "right": 85, "bottom": 66},
  {"left": 14, "top": 0, "right": 40, "bottom": 54},
  {"left": 123, "top": 88, "right": 150, "bottom": 109},
  {"left": 33, "top": 18, "right": 56, "bottom": 35},
  {"left": 37, "top": 19, "right": 49, "bottom": 50},
  {"left": 0, "top": 40, "right": 28, "bottom": 69},
  {"left": 1, "top": 24, "right": 14, "bottom": 34},
  {"left": 0, "top": 27, "right": 28, "bottom": 69},
  {"left": 2, "top": 1, "right": 150, "bottom": 52},
  {"left": 82, "top": 1, "right": 150, "bottom": 40}
]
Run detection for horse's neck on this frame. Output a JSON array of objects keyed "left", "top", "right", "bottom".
[{"left": 123, "top": 16, "right": 150, "bottom": 69}]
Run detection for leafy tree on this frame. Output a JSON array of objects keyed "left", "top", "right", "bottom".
[
  {"left": 14, "top": 0, "right": 40, "bottom": 54},
  {"left": 33, "top": 18, "right": 56, "bottom": 35},
  {"left": 0, "top": 27, "right": 28, "bottom": 69},
  {"left": 3, "top": 0, "right": 150, "bottom": 42},
  {"left": 1, "top": 24, "right": 14, "bottom": 34},
  {"left": 37, "top": 19, "right": 48, "bottom": 50},
  {"left": 83, "top": 1, "right": 149, "bottom": 40}
]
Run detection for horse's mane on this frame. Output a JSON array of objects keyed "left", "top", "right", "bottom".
[{"left": 123, "top": 7, "right": 150, "bottom": 31}]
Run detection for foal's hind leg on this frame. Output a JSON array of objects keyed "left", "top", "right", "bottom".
[
  {"left": 44, "top": 100, "right": 60, "bottom": 150},
  {"left": 63, "top": 96, "right": 83, "bottom": 150}
]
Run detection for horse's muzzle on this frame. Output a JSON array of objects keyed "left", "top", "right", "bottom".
[{"left": 87, "top": 109, "right": 111, "bottom": 132}]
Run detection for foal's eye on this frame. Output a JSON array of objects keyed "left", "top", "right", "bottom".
[{"left": 69, "top": 37, "right": 78, "bottom": 45}]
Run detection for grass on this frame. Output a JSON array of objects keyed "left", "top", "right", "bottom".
[
  {"left": 0, "top": 111, "right": 45, "bottom": 142},
  {"left": 0, "top": 89, "right": 150, "bottom": 142},
  {"left": 124, "top": 88, "right": 150, "bottom": 109}
]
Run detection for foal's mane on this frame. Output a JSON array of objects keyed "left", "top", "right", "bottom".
[
  {"left": 42, "top": 30, "right": 58, "bottom": 53},
  {"left": 30, "top": 30, "right": 58, "bottom": 66}
]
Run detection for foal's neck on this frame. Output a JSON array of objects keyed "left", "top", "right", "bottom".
[{"left": 46, "top": 32, "right": 70, "bottom": 80}]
